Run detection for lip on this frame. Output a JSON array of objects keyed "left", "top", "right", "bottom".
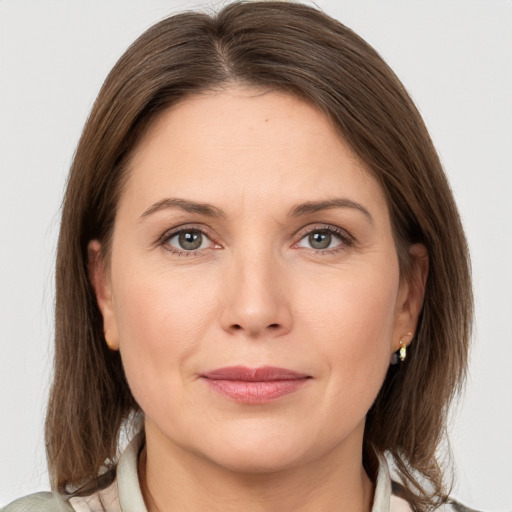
[{"left": 200, "top": 366, "right": 311, "bottom": 404}]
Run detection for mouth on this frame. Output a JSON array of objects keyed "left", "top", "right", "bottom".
[{"left": 200, "top": 366, "right": 312, "bottom": 404}]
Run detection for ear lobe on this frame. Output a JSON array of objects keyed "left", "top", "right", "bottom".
[
  {"left": 87, "top": 240, "right": 119, "bottom": 350},
  {"left": 392, "top": 243, "right": 429, "bottom": 352}
]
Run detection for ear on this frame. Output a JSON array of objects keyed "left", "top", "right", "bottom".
[
  {"left": 391, "top": 243, "right": 429, "bottom": 353},
  {"left": 88, "top": 240, "right": 119, "bottom": 351}
]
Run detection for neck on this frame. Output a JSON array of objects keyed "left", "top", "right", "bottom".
[{"left": 138, "top": 422, "right": 374, "bottom": 512}]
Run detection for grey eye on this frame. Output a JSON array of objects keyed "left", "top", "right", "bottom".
[
  {"left": 308, "top": 231, "right": 332, "bottom": 249},
  {"left": 167, "top": 230, "right": 208, "bottom": 251},
  {"left": 296, "top": 229, "right": 344, "bottom": 251},
  {"left": 179, "top": 231, "right": 202, "bottom": 250}
]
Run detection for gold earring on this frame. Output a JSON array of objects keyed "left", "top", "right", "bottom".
[
  {"left": 399, "top": 340, "right": 407, "bottom": 362},
  {"left": 399, "top": 332, "right": 413, "bottom": 362}
]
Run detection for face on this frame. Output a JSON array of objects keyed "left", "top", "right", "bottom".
[{"left": 90, "top": 87, "right": 424, "bottom": 474}]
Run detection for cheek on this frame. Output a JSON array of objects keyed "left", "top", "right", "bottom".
[
  {"left": 297, "top": 261, "right": 399, "bottom": 403},
  {"left": 110, "top": 262, "right": 219, "bottom": 407},
  {"left": 298, "top": 259, "right": 399, "bottom": 340}
]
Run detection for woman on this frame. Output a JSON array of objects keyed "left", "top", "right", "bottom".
[{"left": 3, "top": 1, "right": 474, "bottom": 511}]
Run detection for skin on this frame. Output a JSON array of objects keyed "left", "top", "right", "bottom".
[{"left": 89, "top": 86, "right": 428, "bottom": 512}]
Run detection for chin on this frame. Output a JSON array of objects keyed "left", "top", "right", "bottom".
[
  {"left": 205, "top": 442, "right": 308, "bottom": 475},
  {"left": 191, "top": 422, "right": 333, "bottom": 475}
]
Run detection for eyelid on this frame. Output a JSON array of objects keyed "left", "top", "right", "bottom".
[
  {"left": 156, "top": 222, "right": 354, "bottom": 256},
  {"left": 158, "top": 223, "right": 221, "bottom": 255},
  {"left": 293, "top": 224, "right": 355, "bottom": 251}
]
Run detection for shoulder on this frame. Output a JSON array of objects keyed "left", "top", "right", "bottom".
[{"left": 2, "top": 492, "right": 73, "bottom": 512}]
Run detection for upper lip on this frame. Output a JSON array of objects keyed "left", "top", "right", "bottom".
[{"left": 201, "top": 366, "right": 310, "bottom": 381}]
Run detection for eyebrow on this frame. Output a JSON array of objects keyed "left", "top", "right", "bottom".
[
  {"left": 288, "top": 198, "right": 374, "bottom": 224},
  {"left": 140, "top": 198, "right": 226, "bottom": 220},
  {"left": 139, "top": 197, "right": 373, "bottom": 224}
]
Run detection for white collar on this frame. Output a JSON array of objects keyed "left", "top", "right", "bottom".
[{"left": 116, "top": 432, "right": 148, "bottom": 512}]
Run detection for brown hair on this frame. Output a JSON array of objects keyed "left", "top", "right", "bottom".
[{"left": 46, "top": 2, "right": 472, "bottom": 510}]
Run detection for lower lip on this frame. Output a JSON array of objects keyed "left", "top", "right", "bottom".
[{"left": 203, "top": 378, "right": 309, "bottom": 404}]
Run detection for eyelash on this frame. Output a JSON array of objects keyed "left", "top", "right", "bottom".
[
  {"left": 159, "top": 224, "right": 219, "bottom": 257},
  {"left": 158, "top": 224, "right": 354, "bottom": 257},
  {"left": 294, "top": 224, "right": 354, "bottom": 255}
]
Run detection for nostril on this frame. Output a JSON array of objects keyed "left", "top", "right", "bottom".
[
  {"left": 232, "top": 324, "right": 242, "bottom": 330},
  {"left": 269, "top": 324, "right": 280, "bottom": 329}
]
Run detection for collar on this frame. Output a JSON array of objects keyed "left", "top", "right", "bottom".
[{"left": 117, "top": 432, "right": 148, "bottom": 511}]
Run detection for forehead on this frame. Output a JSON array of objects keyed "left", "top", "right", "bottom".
[{"left": 121, "top": 86, "right": 388, "bottom": 221}]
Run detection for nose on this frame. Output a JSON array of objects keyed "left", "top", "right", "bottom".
[{"left": 219, "top": 249, "right": 293, "bottom": 339}]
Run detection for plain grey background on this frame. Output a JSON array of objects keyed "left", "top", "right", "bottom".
[{"left": 1, "top": 0, "right": 511, "bottom": 509}]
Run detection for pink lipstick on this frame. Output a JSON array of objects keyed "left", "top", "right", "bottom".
[{"left": 201, "top": 366, "right": 311, "bottom": 404}]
